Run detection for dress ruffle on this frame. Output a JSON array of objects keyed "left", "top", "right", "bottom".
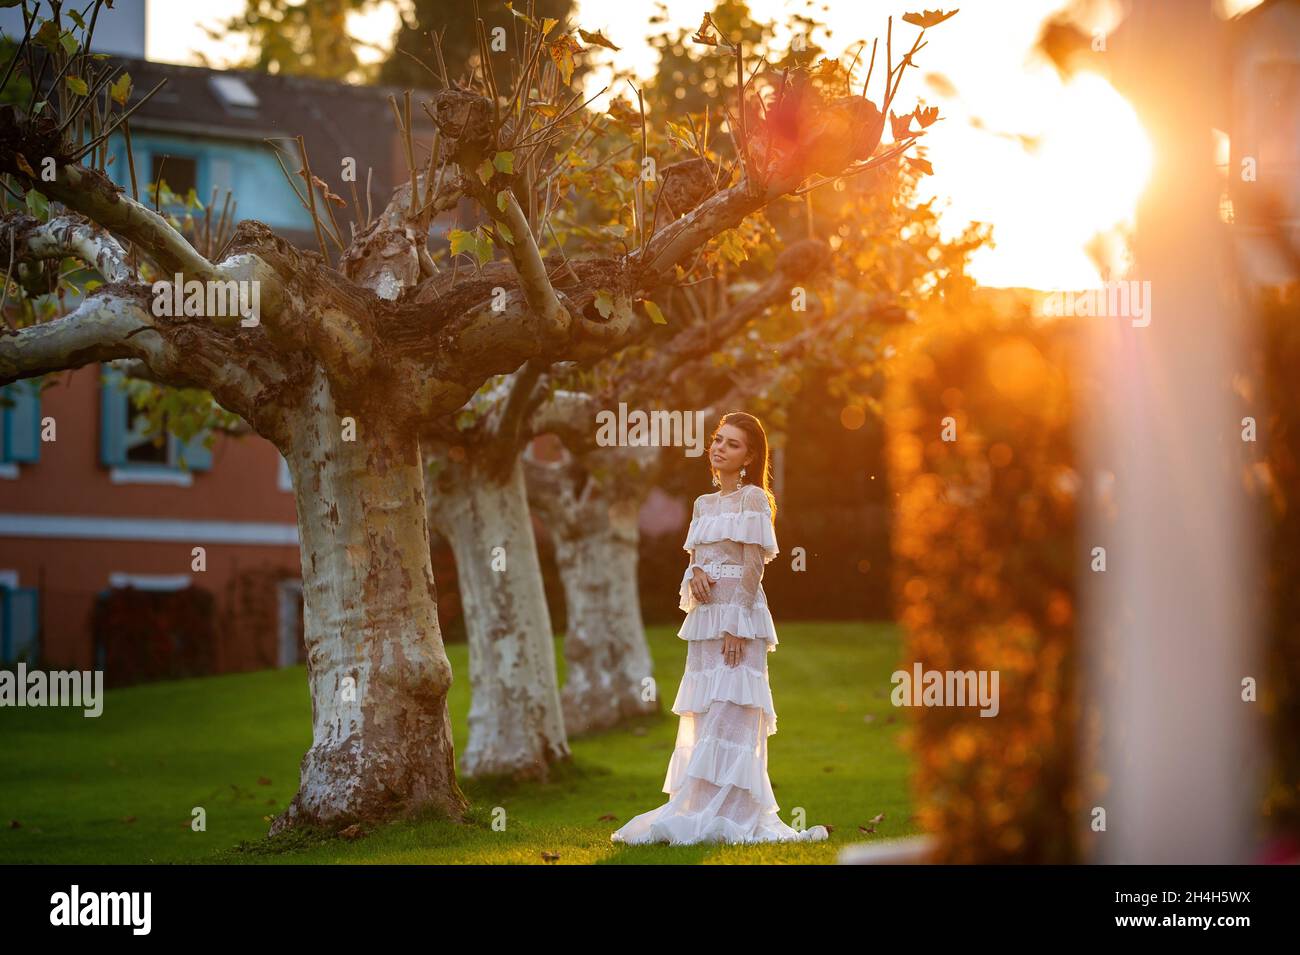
[
  {"left": 683, "top": 509, "right": 778, "bottom": 563},
  {"left": 676, "top": 601, "right": 779, "bottom": 649},
  {"left": 663, "top": 734, "right": 776, "bottom": 803},
  {"left": 672, "top": 663, "right": 778, "bottom": 737},
  {"left": 612, "top": 810, "right": 829, "bottom": 847}
]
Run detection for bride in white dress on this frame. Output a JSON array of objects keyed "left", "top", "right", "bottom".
[{"left": 611, "top": 412, "right": 830, "bottom": 846}]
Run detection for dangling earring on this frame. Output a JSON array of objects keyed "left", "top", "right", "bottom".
[
  {"left": 711, "top": 470, "right": 721, "bottom": 488},
  {"left": 739, "top": 465, "right": 747, "bottom": 484}
]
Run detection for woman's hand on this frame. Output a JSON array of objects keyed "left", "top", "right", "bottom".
[
  {"left": 722, "top": 633, "right": 746, "bottom": 668},
  {"left": 689, "top": 567, "right": 715, "bottom": 603}
]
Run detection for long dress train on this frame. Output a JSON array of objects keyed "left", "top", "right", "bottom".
[{"left": 610, "top": 483, "right": 829, "bottom": 846}]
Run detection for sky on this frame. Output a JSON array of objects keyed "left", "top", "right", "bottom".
[{"left": 126, "top": 0, "right": 1264, "bottom": 290}]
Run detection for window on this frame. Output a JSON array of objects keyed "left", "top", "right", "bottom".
[
  {"left": 0, "top": 380, "right": 42, "bottom": 475},
  {"left": 125, "top": 401, "right": 170, "bottom": 466},
  {"left": 209, "top": 75, "right": 260, "bottom": 110},
  {"left": 151, "top": 153, "right": 198, "bottom": 200},
  {"left": 0, "top": 573, "right": 39, "bottom": 664},
  {"left": 100, "top": 365, "right": 213, "bottom": 483}
]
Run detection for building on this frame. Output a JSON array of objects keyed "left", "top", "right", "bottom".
[
  {"left": 0, "top": 365, "right": 304, "bottom": 679},
  {"left": 0, "top": 33, "right": 454, "bottom": 680}
]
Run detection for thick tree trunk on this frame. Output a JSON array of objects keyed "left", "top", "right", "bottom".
[
  {"left": 427, "top": 452, "right": 570, "bottom": 779},
  {"left": 271, "top": 367, "right": 467, "bottom": 834},
  {"left": 524, "top": 454, "right": 659, "bottom": 734}
]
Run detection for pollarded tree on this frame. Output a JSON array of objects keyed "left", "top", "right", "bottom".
[{"left": 0, "top": 1, "right": 955, "bottom": 832}]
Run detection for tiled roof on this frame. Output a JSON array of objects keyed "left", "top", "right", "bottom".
[{"left": 101, "top": 56, "right": 440, "bottom": 226}]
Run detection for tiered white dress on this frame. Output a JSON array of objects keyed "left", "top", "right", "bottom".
[{"left": 610, "top": 484, "right": 830, "bottom": 846}]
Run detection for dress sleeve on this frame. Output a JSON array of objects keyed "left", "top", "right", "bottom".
[
  {"left": 679, "top": 496, "right": 705, "bottom": 610},
  {"left": 735, "top": 540, "right": 764, "bottom": 611},
  {"left": 734, "top": 487, "right": 775, "bottom": 611},
  {"left": 684, "top": 495, "right": 704, "bottom": 573}
]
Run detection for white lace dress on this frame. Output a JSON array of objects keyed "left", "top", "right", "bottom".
[{"left": 610, "top": 483, "right": 830, "bottom": 846}]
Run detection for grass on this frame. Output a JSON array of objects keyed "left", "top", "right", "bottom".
[{"left": 0, "top": 621, "right": 917, "bottom": 864}]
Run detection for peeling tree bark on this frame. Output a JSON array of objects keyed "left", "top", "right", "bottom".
[
  {"left": 273, "top": 365, "right": 467, "bottom": 832},
  {"left": 426, "top": 451, "right": 569, "bottom": 779}
]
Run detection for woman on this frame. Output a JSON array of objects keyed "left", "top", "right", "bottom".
[{"left": 610, "top": 412, "right": 830, "bottom": 845}]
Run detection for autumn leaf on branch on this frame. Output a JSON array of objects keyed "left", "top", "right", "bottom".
[
  {"left": 578, "top": 29, "right": 620, "bottom": 51},
  {"left": 311, "top": 175, "right": 347, "bottom": 207},
  {"left": 889, "top": 110, "right": 913, "bottom": 141},
  {"left": 690, "top": 13, "right": 719, "bottom": 46},
  {"left": 110, "top": 73, "right": 133, "bottom": 107},
  {"left": 902, "top": 8, "right": 960, "bottom": 29},
  {"left": 547, "top": 34, "right": 583, "bottom": 86},
  {"left": 503, "top": 2, "right": 539, "bottom": 30}
]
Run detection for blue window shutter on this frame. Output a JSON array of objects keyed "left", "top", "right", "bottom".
[
  {"left": 1, "top": 587, "right": 40, "bottom": 664},
  {"left": 176, "top": 428, "right": 213, "bottom": 472},
  {"left": 99, "top": 365, "right": 128, "bottom": 467},
  {"left": 3, "top": 379, "right": 42, "bottom": 462}
]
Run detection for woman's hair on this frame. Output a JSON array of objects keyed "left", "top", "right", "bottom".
[{"left": 709, "top": 411, "right": 778, "bottom": 524}]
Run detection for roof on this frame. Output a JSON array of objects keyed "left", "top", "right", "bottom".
[{"left": 101, "top": 56, "right": 441, "bottom": 229}]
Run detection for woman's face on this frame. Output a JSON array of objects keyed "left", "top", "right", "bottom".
[{"left": 710, "top": 424, "right": 751, "bottom": 474}]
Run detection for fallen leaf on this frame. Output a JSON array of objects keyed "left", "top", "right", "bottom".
[
  {"left": 339, "top": 824, "right": 363, "bottom": 840},
  {"left": 257, "top": 776, "right": 272, "bottom": 786}
]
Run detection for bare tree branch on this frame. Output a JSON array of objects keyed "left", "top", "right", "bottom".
[
  {"left": 1, "top": 212, "right": 131, "bottom": 282},
  {"left": 0, "top": 109, "right": 216, "bottom": 281},
  {"left": 0, "top": 286, "right": 161, "bottom": 383}
]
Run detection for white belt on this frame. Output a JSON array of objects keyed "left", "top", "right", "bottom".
[{"left": 700, "top": 562, "right": 744, "bottom": 578}]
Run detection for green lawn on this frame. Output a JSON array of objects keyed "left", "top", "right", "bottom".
[{"left": 0, "top": 621, "right": 916, "bottom": 864}]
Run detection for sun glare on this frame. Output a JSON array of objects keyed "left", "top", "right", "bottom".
[{"left": 143, "top": 0, "right": 1160, "bottom": 291}]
